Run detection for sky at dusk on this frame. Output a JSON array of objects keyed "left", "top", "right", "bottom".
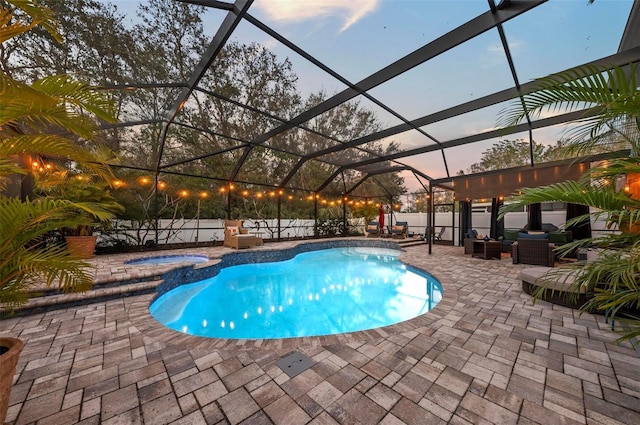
[{"left": 103, "top": 0, "right": 634, "bottom": 191}]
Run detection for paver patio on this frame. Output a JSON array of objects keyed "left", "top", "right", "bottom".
[{"left": 1, "top": 241, "right": 639, "bottom": 424}]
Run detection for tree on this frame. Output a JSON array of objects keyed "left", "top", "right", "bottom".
[
  {"left": 464, "top": 139, "right": 554, "bottom": 173},
  {"left": 3, "top": 0, "right": 409, "bottom": 221}
]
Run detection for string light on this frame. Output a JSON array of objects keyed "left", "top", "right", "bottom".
[{"left": 68, "top": 174, "right": 390, "bottom": 205}]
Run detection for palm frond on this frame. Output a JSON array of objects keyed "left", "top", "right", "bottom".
[
  {"left": 0, "top": 197, "right": 95, "bottom": 308},
  {"left": 4, "top": 0, "right": 60, "bottom": 41},
  {"left": 0, "top": 134, "right": 115, "bottom": 182},
  {"left": 1, "top": 74, "right": 117, "bottom": 137},
  {"left": 498, "top": 64, "right": 640, "bottom": 151}
]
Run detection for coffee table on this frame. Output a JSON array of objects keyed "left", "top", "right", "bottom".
[{"left": 472, "top": 240, "right": 501, "bottom": 260}]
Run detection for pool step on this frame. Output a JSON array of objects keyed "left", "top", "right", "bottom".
[
  {"left": 396, "top": 238, "right": 428, "bottom": 249},
  {"left": 1, "top": 277, "right": 164, "bottom": 317}
]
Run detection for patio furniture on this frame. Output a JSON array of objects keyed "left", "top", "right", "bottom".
[
  {"left": 511, "top": 237, "right": 555, "bottom": 267},
  {"left": 389, "top": 221, "right": 408, "bottom": 239},
  {"left": 472, "top": 240, "right": 501, "bottom": 260},
  {"left": 433, "top": 226, "right": 445, "bottom": 241},
  {"left": 365, "top": 221, "right": 380, "bottom": 238},
  {"left": 500, "top": 228, "right": 520, "bottom": 252},
  {"left": 224, "top": 220, "right": 262, "bottom": 249},
  {"left": 463, "top": 228, "right": 479, "bottom": 254},
  {"left": 519, "top": 267, "right": 589, "bottom": 309}
]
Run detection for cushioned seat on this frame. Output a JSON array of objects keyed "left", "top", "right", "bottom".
[
  {"left": 512, "top": 238, "right": 555, "bottom": 266},
  {"left": 365, "top": 221, "right": 380, "bottom": 238},
  {"left": 500, "top": 228, "right": 520, "bottom": 252},
  {"left": 389, "top": 221, "right": 408, "bottom": 239},
  {"left": 224, "top": 220, "right": 262, "bottom": 249},
  {"left": 464, "top": 229, "right": 478, "bottom": 254},
  {"left": 519, "top": 267, "right": 590, "bottom": 309}
]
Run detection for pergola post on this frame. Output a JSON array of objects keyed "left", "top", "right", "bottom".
[
  {"left": 428, "top": 185, "right": 433, "bottom": 255},
  {"left": 154, "top": 174, "right": 159, "bottom": 246},
  {"left": 226, "top": 184, "right": 231, "bottom": 219},
  {"left": 277, "top": 193, "right": 281, "bottom": 241},
  {"left": 342, "top": 196, "right": 347, "bottom": 237},
  {"left": 314, "top": 193, "right": 318, "bottom": 238}
]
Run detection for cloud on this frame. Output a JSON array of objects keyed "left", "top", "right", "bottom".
[{"left": 254, "top": 0, "right": 379, "bottom": 32}]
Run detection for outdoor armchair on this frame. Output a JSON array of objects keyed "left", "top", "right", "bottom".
[
  {"left": 511, "top": 238, "right": 555, "bottom": 267},
  {"left": 224, "top": 220, "right": 262, "bottom": 249},
  {"left": 365, "top": 221, "right": 381, "bottom": 238},
  {"left": 389, "top": 221, "right": 408, "bottom": 239}
]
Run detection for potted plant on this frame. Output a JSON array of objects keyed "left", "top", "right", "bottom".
[
  {"left": 35, "top": 168, "right": 124, "bottom": 258},
  {"left": 498, "top": 63, "right": 640, "bottom": 345},
  {"left": 0, "top": 1, "right": 118, "bottom": 422}
]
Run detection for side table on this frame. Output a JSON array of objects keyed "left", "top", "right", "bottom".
[{"left": 472, "top": 240, "right": 501, "bottom": 260}]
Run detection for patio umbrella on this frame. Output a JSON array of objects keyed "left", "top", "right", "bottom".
[{"left": 378, "top": 205, "right": 385, "bottom": 229}]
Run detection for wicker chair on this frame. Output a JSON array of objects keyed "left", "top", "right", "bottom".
[
  {"left": 223, "top": 220, "right": 262, "bottom": 249},
  {"left": 511, "top": 239, "right": 555, "bottom": 267},
  {"left": 463, "top": 229, "right": 478, "bottom": 254}
]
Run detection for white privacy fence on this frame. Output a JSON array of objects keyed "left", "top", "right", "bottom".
[
  {"left": 104, "top": 209, "right": 610, "bottom": 248},
  {"left": 394, "top": 210, "right": 610, "bottom": 245}
]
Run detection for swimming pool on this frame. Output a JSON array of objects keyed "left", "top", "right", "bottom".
[
  {"left": 150, "top": 246, "right": 442, "bottom": 339},
  {"left": 126, "top": 254, "right": 209, "bottom": 266}
]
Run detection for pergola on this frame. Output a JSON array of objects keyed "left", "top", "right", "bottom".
[{"left": 101, "top": 0, "right": 640, "bottom": 236}]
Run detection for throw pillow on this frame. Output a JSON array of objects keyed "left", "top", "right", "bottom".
[{"left": 227, "top": 226, "right": 239, "bottom": 236}]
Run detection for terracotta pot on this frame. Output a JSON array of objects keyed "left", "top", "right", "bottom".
[
  {"left": 0, "top": 337, "right": 24, "bottom": 424},
  {"left": 65, "top": 235, "right": 98, "bottom": 259}
]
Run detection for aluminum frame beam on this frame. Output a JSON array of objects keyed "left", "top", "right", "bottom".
[
  {"left": 307, "top": 46, "right": 640, "bottom": 162},
  {"left": 154, "top": 0, "right": 253, "bottom": 174},
  {"left": 237, "top": 1, "right": 543, "bottom": 153}
]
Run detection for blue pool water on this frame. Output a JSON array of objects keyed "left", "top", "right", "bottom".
[
  {"left": 150, "top": 247, "right": 442, "bottom": 339},
  {"left": 126, "top": 255, "right": 209, "bottom": 265}
]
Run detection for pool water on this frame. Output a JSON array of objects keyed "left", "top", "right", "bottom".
[
  {"left": 150, "top": 247, "right": 442, "bottom": 339},
  {"left": 126, "top": 255, "right": 209, "bottom": 265}
]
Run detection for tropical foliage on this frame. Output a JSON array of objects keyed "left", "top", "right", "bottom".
[
  {"left": 0, "top": 0, "right": 119, "bottom": 310},
  {"left": 498, "top": 63, "right": 640, "bottom": 345}
]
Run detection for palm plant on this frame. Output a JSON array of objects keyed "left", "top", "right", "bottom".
[
  {"left": 498, "top": 63, "right": 640, "bottom": 344},
  {"left": 0, "top": 0, "right": 118, "bottom": 311}
]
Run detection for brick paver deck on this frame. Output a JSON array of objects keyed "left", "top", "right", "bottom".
[{"left": 1, "top": 241, "right": 639, "bottom": 424}]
